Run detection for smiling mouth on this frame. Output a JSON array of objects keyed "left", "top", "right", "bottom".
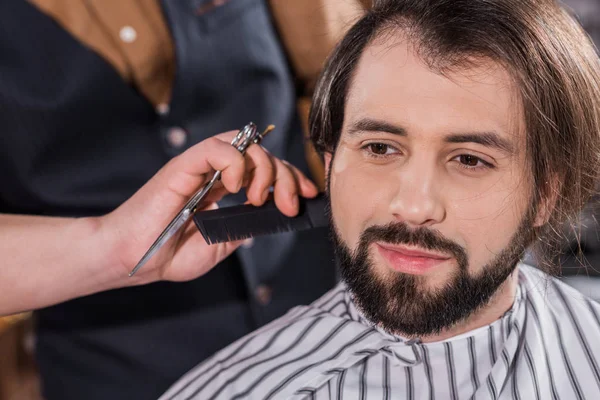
[{"left": 375, "top": 243, "right": 452, "bottom": 275}]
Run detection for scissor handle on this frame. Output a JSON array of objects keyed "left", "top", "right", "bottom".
[{"left": 231, "top": 122, "right": 264, "bottom": 153}]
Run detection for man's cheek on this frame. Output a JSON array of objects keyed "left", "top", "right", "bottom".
[
  {"left": 331, "top": 170, "right": 381, "bottom": 247},
  {"left": 450, "top": 184, "right": 516, "bottom": 225},
  {"left": 452, "top": 213, "right": 514, "bottom": 274}
]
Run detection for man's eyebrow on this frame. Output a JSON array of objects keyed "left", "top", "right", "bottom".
[
  {"left": 347, "top": 118, "right": 514, "bottom": 154},
  {"left": 445, "top": 132, "right": 514, "bottom": 155},
  {"left": 346, "top": 118, "right": 406, "bottom": 136}
]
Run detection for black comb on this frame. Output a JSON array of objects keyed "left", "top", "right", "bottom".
[{"left": 193, "top": 193, "right": 328, "bottom": 244}]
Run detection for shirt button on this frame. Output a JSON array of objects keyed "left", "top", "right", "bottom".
[
  {"left": 156, "top": 103, "right": 170, "bottom": 116},
  {"left": 119, "top": 26, "right": 137, "bottom": 43},
  {"left": 166, "top": 127, "right": 188, "bottom": 149},
  {"left": 255, "top": 285, "right": 272, "bottom": 306}
]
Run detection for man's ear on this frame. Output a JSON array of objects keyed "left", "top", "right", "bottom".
[{"left": 533, "top": 176, "right": 560, "bottom": 227}]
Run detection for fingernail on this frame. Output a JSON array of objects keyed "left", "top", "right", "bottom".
[
  {"left": 262, "top": 188, "right": 269, "bottom": 203},
  {"left": 291, "top": 195, "right": 298, "bottom": 210}
]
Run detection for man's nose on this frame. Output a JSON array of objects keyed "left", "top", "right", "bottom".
[{"left": 388, "top": 159, "right": 446, "bottom": 228}]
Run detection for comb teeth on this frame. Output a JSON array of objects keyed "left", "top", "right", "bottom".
[{"left": 193, "top": 194, "right": 327, "bottom": 244}]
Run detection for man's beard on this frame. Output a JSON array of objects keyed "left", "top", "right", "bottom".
[{"left": 330, "top": 201, "right": 537, "bottom": 337}]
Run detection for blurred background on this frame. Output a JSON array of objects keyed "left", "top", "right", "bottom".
[
  {"left": 0, "top": 0, "right": 598, "bottom": 399},
  {"left": 550, "top": 0, "right": 600, "bottom": 301}
]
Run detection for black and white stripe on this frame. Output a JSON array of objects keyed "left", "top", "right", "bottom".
[
  {"left": 468, "top": 336, "right": 480, "bottom": 394},
  {"left": 159, "top": 264, "right": 600, "bottom": 399}
]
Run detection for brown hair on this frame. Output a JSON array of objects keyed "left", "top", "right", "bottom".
[{"left": 309, "top": 0, "right": 600, "bottom": 274}]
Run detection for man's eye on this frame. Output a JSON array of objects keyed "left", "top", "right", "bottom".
[
  {"left": 460, "top": 155, "right": 480, "bottom": 166},
  {"left": 365, "top": 143, "right": 398, "bottom": 156},
  {"left": 454, "top": 154, "right": 493, "bottom": 169}
]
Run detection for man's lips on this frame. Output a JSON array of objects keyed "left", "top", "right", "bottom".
[
  {"left": 375, "top": 243, "right": 452, "bottom": 274},
  {"left": 376, "top": 243, "right": 450, "bottom": 259}
]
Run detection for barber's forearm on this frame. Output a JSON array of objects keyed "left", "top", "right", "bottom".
[{"left": 0, "top": 214, "right": 127, "bottom": 316}]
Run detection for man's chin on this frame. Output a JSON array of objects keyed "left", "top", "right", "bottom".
[{"left": 343, "top": 263, "right": 484, "bottom": 337}]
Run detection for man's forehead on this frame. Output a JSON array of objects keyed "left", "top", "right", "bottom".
[{"left": 343, "top": 38, "right": 524, "bottom": 144}]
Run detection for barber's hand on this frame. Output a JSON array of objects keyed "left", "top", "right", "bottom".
[{"left": 101, "top": 130, "right": 318, "bottom": 284}]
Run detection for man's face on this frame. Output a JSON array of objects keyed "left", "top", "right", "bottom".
[{"left": 326, "top": 38, "right": 535, "bottom": 336}]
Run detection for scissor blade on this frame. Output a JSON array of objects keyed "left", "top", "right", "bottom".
[
  {"left": 128, "top": 171, "right": 221, "bottom": 277},
  {"left": 128, "top": 208, "right": 193, "bottom": 276}
]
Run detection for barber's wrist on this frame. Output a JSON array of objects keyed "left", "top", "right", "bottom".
[{"left": 80, "top": 215, "right": 146, "bottom": 293}]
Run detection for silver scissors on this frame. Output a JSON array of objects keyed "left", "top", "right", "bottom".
[{"left": 129, "top": 122, "right": 273, "bottom": 277}]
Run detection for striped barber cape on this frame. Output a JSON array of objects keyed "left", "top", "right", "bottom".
[{"left": 160, "top": 264, "right": 600, "bottom": 399}]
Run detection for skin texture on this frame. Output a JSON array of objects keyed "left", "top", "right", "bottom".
[{"left": 325, "top": 37, "right": 539, "bottom": 342}]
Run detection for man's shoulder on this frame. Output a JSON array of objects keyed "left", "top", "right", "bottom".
[
  {"left": 519, "top": 263, "right": 600, "bottom": 333},
  {"left": 520, "top": 263, "right": 599, "bottom": 303}
]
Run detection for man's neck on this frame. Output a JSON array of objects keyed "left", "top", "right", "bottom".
[{"left": 415, "top": 268, "right": 520, "bottom": 344}]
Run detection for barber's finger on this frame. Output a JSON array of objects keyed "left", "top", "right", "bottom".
[
  {"left": 171, "top": 136, "right": 246, "bottom": 196},
  {"left": 243, "top": 145, "right": 276, "bottom": 206},
  {"left": 280, "top": 160, "right": 319, "bottom": 199},
  {"left": 197, "top": 185, "right": 229, "bottom": 209},
  {"left": 212, "top": 130, "right": 240, "bottom": 145},
  {"left": 266, "top": 157, "right": 307, "bottom": 217}
]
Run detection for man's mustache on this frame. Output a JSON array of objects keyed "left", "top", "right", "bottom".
[{"left": 357, "top": 222, "right": 468, "bottom": 268}]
